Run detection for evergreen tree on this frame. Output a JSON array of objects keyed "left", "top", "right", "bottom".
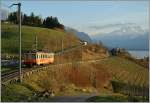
[
  {"left": 8, "top": 12, "right": 17, "bottom": 24},
  {"left": 30, "top": 12, "right": 34, "bottom": 25},
  {"left": 7, "top": 11, "right": 64, "bottom": 29}
]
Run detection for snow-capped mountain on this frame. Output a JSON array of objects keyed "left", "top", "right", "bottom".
[{"left": 91, "top": 25, "right": 149, "bottom": 50}]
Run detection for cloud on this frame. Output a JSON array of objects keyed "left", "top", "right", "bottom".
[
  {"left": 89, "top": 23, "right": 135, "bottom": 30},
  {"left": 0, "top": 8, "right": 9, "bottom": 20},
  {"left": 93, "top": 24, "right": 146, "bottom": 38}
]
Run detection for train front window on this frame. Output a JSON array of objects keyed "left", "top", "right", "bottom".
[{"left": 32, "top": 54, "right": 36, "bottom": 59}]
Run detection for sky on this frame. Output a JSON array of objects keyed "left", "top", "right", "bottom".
[{"left": 1, "top": 0, "right": 149, "bottom": 36}]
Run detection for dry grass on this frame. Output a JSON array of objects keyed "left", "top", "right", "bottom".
[{"left": 23, "top": 62, "right": 112, "bottom": 96}]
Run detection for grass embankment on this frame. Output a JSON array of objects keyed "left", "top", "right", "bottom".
[
  {"left": 1, "top": 83, "right": 56, "bottom": 102},
  {"left": 22, "top": 63, "right": 111, "bottom": 95},
  {"left": 1, "top": 23, "right": 80, "bottom": 55},
  {"left": 1, "top": 84, "right": 33, "bottom": 102}
]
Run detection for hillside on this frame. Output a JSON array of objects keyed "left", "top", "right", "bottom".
[
  {"left": 2, "top": 56, "right": 149, "bottom": 102},
  {"left": 1, "top": 23, "right": 80, "bottom": 56},
  {"left": 1, "top": 23, "right": 149, "bottom": 102},
  {"left": 65, "top": 27, "right": 92, "bottom": 43}
]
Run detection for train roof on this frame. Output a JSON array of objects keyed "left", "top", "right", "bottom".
[{"left": 24, "top": 50, "right": 54, "bottom": 54}]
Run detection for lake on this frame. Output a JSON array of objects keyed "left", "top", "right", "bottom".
[{"left": 128, "top": 50, "right": 149, "bottom": 59}]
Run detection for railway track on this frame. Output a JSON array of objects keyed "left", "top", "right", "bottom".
[
  {"left": 2, "top": 70, "right": 19, "bottom": 82},
  {"left": 1, "top": 65, "right": 48, "bottom": 82}
]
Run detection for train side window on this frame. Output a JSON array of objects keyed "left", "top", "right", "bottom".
[{"left": 52, "top": 54, "right": 54, "bottom": 58}]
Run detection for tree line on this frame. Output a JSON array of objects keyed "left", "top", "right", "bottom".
[{"left": 7, "top": 12, "right": 64, "bottom": 29}]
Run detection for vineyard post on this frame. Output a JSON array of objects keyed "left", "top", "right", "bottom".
[{"left": 127, "top": 81, "right": 131, "bottom": 101}]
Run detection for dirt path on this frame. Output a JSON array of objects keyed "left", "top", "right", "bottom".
[{"left": 50, "top": 94, "right": 96, "bottom": 102}]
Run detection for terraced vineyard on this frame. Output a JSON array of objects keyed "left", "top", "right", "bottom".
[
  {"left": 91, "top": 56, "right": 149, "bottom": 100},
  {"left": 94, "top": 57, "right": 149, "bottom": 87}
]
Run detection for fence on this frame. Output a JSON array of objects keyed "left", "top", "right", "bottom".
[{"left": 111, "top": 80, "right": 149, "bottom": 101}]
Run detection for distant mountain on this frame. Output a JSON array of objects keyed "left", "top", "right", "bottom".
[
  {"left": 65, "top": 27, "right": 92, "bottom": 43},
  {"left": 91, "top": 26, "right": 149, "bottom": 50}
]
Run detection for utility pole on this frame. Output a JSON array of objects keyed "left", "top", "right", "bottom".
[
  {"left": 61, "top": 37, "right": 63, "bottom": 64},
  {"left": 10, "top": 3, "right": 22, "bottom": 83},
  {"left": 18, "top": 3, "right": 22, "bottom": 83},
  {"left": 61, "top": 37, "right": 63, "bottom": 53},
  {"left": 35, "top": 34, "right": 38, "bottom": 51}
]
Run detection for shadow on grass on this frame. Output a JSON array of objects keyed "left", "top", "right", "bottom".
[{"left": 86, "top": 95, "right": 128, "bottom": 102}]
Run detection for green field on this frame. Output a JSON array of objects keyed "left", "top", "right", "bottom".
[
  {"left": 2, "top": 23, "right": 80, "bottom": 55},
  {"left": 1, "top": 67, "right": 17, "bottom": 73}
]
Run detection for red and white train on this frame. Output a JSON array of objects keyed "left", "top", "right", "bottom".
[
  {"left": 23, "top": 41, "right": 87, "bottom": 66},
  {"left": 24, "top": 51, "right": 54, "bottom": 66}
]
